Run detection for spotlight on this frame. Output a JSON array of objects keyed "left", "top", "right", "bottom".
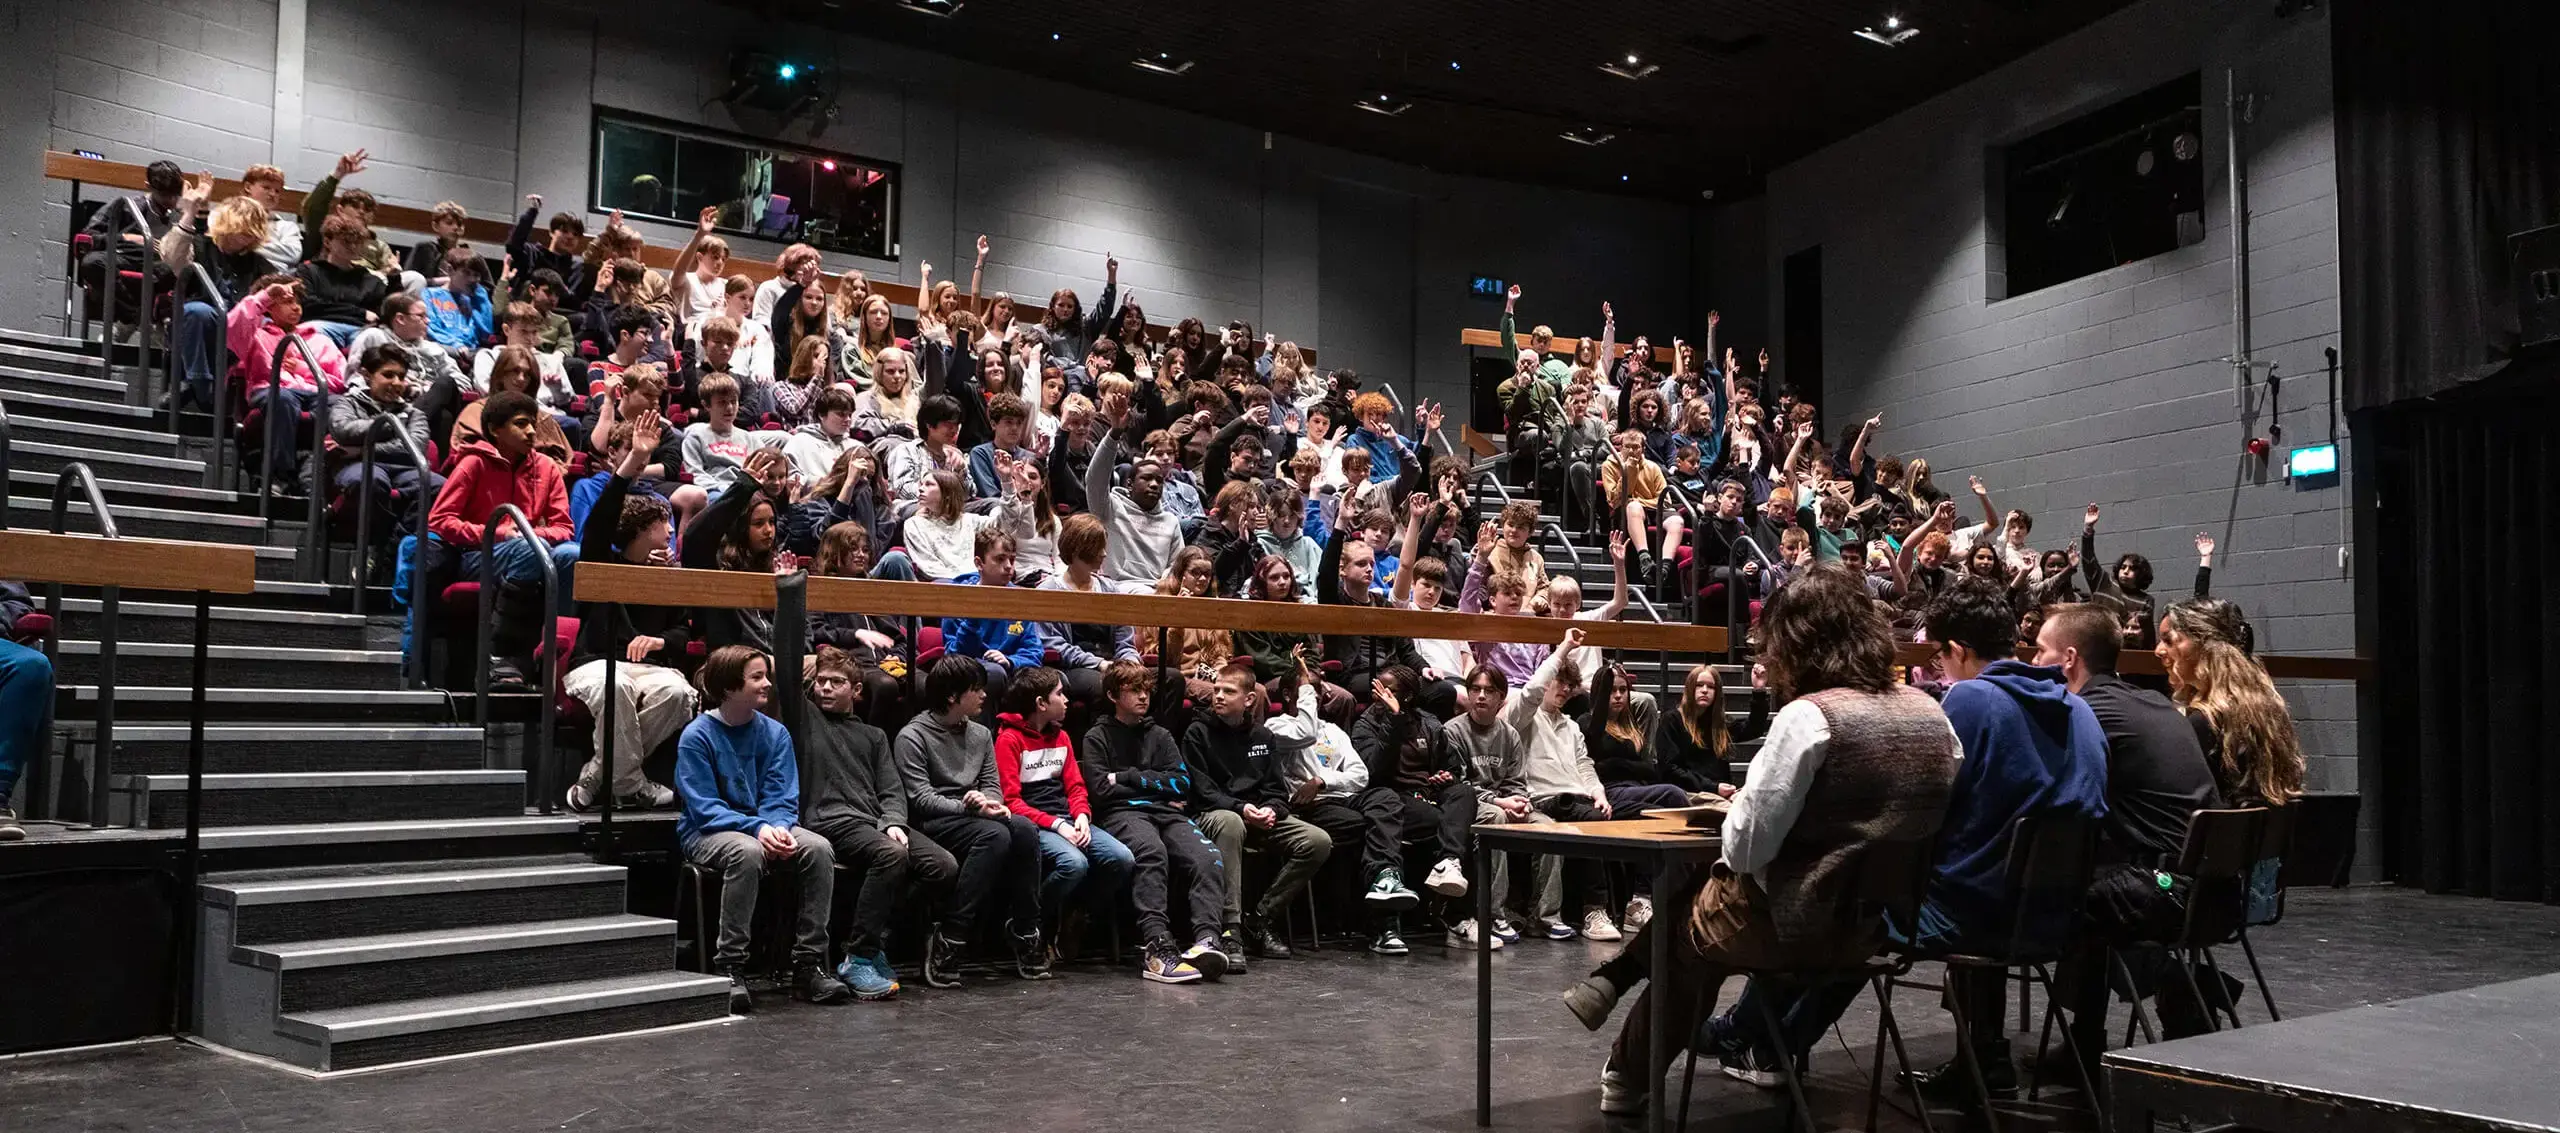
[
  {"left": 777, "top": 63, "right": 797, "bottom": 81},
  {"left": 899, "top": 0, "right": 963, "bottom": 15},
  {"left": 1853, "top": 22, "right": 1921, "bottom": 46},
  {"left": 1450, "top": 60, "right": 1461, "bottom": 71},
  {"left": 2135, "top": 148, "right": 2156, "bottom": 176},
  {"left": 1051, "top": 32, "right": 1062, "bottom": 41},
  {"left": 820, "top": 159, "right": 838, "bottom": 172},
  {"left": 1619, "top": 174, "right": 1630, "bottom": 183},
  {"left": 1885, "top": 14, "right": 1900, "bottom": 29},
  {"left": 1357, "top": 93, "right": 1413, "bottom": 117},
  {"left": 1132, "top": 53, "right": 1194, "bottom": 76},
  {"left": 1560, "top": 125, "right": 1616, "bottom": 147},
  {"left": 1600, "top": 53, "right": 1659, "bottom": 80}
]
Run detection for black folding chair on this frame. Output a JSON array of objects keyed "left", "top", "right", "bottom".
[{"left": 2112, "top": 806, "right": 2266, "bottom": 1045}]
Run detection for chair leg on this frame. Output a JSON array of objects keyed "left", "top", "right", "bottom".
[
  {"left": 1945, "top": 971, "right": 2004, "bottom": 1133},
  {"left": 1864, "top": 987, "right": 1891, "bottom": 1133},
  {"left": 2029, "top": 976, "right": 2059, "bottom": 1102},
  {"left": 1679, "top": 985, "right": 1710, "bottom": 1133},
  {"left": 2109, "top": 949, "right": 2159, "bottom": 1046},
  {"left": 1874, "top": 977, "right": 1938, "bottom": 1133},
  {"left": 1303, "top": 885, "right": 1321, "bottom": 952},
  {"left": 2035, "top": 964, "right": 2109, "bottom": 1132},
  {"left": 2174, "top": 948, "right": 2218, "bottom": 1034},
  {"left": 2237, "top": 930, "right": 2281, "bottom": 1022},
  {"left": 2016, "top": 969, "right": 2032, "bottom": 1032},
  {"left": 2199, "top": 948, "right": 2246, "bottom": 1030},
  {"left": 1751, "top": 986, "right": 1821, "bottom": 1133}
]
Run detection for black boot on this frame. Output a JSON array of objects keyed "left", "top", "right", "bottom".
[
  {"left": 1243, "top": 912, "right": 1293, "bottom": 960},
  {"left": 485, "top": 579, "right": 546, "bottom": 692},
  {"left": 1911, "top": 1037, "right": 2018, "bottom": 1106}
]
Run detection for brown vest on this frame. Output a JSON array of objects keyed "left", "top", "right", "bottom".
[{"left": 1759, "top": 685, "right": 1959, "bottom": 954}]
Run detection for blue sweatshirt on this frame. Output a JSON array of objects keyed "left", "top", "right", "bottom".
[
  {"left": 421, "top": 283, "right": 493, "bottom": 354},
  {"left": 675, "top": 710, "right": 800, "bottom": 846},
  {"left": 940, "top": 574, "right": 1045, "bottom": 668},
  {"left": 1928, "top": 660, "right": 2109, "bottom": 941},
  {"left": 967, "top": 442, "right": 1035, "bottom": 501},
  {"left": 1353, "top": 425, "right": 1412, "bottom": 484}
]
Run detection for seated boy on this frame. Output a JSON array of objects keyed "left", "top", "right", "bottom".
[
  {"left": 326, "top": 342, "right": 440, "bottom": 572},
  {"left": 681, "top": 373, "right": 785, "bottom": 494},
  {"left": 941, "top": 529, "right": 1043, "bottom": 715},
  {"left": 803, "top": 645, "right": 955, "bottom": 1001},
  {"left": 473, "top": 302, "right": 574, "bottom": 408},
  {"left": 994, "top": 667, "right": 1134, "bottom": 958},
  {"left": 1510, "top": 629, "right": 1615, "bottom": 940},
  {"left": 894, "top": 655, "right": 1048, "bottom": 987},
  {"left": 352, "top": 293, "right": 465, "bottom": 404},
  {"left": 782, "top": 386, "right": 861, "bottom": 485},
  {"left": 675, "top": 644, "right": 851, "bottom": 1011},
  {"left": 967, "top": 393, "right": 1037, "bottom": 500},
  {"left": 1188, "top": 662, "right": 1335, "bottom": 961},
  {"left": 520, "top": 267, "right": 577, "bottom": 354},
  {"left": 561, "top": 409, "right": 693, "bottom": 811},
  {"left": 423, "top": 390, "right": 582, "bottom": 690},
  {"left": 421, "top": 247, "right": 494, "bottom": 355},
  {"left": 1269, "top": 649, "right": 1421, "bottom": 955},
  {"left": 1081, "top": 659, "right": 1232, "bottom": 982},
  {"left": 1440, "top": 666, "right": 1545, "bottom": 948},
  {"left": 293, "top": 213, "right": 389, "bottom": 348}
]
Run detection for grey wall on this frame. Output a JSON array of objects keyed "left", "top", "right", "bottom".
[
  {"left": 1752, "top": 0, "right": 2357, "bottom": 792},
  {"left": 14, "top": 0, "right": 1696, "bottom": 429}
]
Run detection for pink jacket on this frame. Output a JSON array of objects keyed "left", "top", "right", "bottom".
[{"left": 226, "top": 289, "right": 346, "bottom": 400}]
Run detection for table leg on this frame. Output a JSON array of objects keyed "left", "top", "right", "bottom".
[
  {"left": 1477, "top": 835, "right": 1494, "bottom": 1126},
  {"left": 1648, "top": 855, "right": 1671, "bottom": 1133}
]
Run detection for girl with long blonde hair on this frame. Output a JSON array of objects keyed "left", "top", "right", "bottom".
[{"left": 2158, "top": 599, "right": 2304, "bottom": 806}]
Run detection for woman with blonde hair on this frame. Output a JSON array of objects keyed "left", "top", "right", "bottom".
[
  {"left": 2157, "top": 599, "right": 2303, "bottom": 807},
  {"left": 834, "top": 293, "right": 901, "bottom": 389}
]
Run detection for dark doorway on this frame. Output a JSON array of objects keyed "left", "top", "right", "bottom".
[
  {"left": 1469, "top": 354, "right": 1514, "bottom": 437},
  {"left": 1782, "top": 246, "right": 1824, "bottom": 413}
]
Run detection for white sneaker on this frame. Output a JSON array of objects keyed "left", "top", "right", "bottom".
[
  {"left": 1424, "top": 857, "right": 1469, "bottom": 897},
  {"left": 1581, "top": 908, "right": 1623, "bottom": 942},
  {"left": 1446, "top": 917, "right": 1504, "bottom": 951},
  {"left": 631, "top": 781, "right": 678, "bottom": 809},
  {"left": 1541, "top": 916, "right": 1578, "bottom": 940},
  {"left": 1623, "top": 894, "right": 1654, "bottom": 932},
  {"left": 1599, "top": 1065, "right": 1645, "bottom": 1116}
]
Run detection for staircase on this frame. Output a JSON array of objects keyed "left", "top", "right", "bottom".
[{"left": 8, "top": 326, "right": 729, "bottom": 1073}]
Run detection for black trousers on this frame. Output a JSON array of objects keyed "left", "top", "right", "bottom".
[
  {"left": 1536, "top": 794, "right": 1610, "bottom": 915},
  {"left": 807, "top": 817, "right": 955, "bottom": 951},
  {"left": 1098, "top": 808, "right": 1226, "bottom": 946},
  {"left": 1296, "top": 785, "right": 1407, "bottom": 881},
  {"left": 912, "top": 812, "right": 1042, "bottom": 943},
  {"left": 1399, "top": 782, "right": 1480, "bottom": 860}
]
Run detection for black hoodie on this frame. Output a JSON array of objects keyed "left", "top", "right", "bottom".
[
  {"left": 1181, "top": 711, "right": 1291, "bottom": 818},
  {"left": 802, "top": 703, "right": 905, "bottom": 831},
  {"left": 1350, "top": 704, "right": 1454, "bottom": 793},
  {"left": 1078, "top": 714, "right": 1196, "bottom": 815}
]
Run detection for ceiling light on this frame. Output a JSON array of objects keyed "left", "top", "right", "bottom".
[
  {"left": 1357, "top": 93, "right": 1413, "bottom": 117},
  {"left": 1560, "top": 125, "right": 1616, "bottom": 147},
  {"left": 1619, "top": 174, "right": 1630, "bottom": 183},
  {"left": 1449, "top": 60, "right": 1462, "bottom": 71},
  {"left": 1050, "top": 32, "right": 1062, "bottom": 41},
  {"left": 1131, "top": 54, "right": 1195, "bottom": 76},
  {"left": 899, "top": 0, "right": 963, "bottom": 16},
  {"left": 1600, "top": 53, "right": 1660, "bottom": 81},
  {"left": 1853, "top": 22, "right": 1921, "bottom": 46}
]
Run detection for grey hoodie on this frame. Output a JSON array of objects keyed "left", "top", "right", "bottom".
[{"left": 893, "top": 710, "right": 999, "bottom": 820}]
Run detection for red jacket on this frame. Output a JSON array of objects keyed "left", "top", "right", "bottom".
[
  {"left": 428, "top": 439, "right": 573, "bottom": 550},
  {"left": 994, "top": 711, "right": 1089, "bottom": 829}
]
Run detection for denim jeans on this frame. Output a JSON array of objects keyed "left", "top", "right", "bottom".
[
  {"left": 1035, "top": 822, "right": 1134, "bottom": 918},
  {"left": 0, "top": 639, "right": 54, "bottom": 803},
  {"left": 251, "top": 386, "right": 317, "bottom": 483},
  {"left": 174, "top": 300, "right": 223, "bottom": 407},
  {"left": 459, "top": 537, "right": 583, "bottom": 615},
  {"left": 868, "top": 549, "right": 920, "bottom": 581},
  {"left": 308, "top": 320, "right": 364, "bottom": 350}
]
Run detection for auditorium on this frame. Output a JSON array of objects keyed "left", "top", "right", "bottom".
[{"left": 1, "top": 0, "right": 2555, "bottom": 1130}]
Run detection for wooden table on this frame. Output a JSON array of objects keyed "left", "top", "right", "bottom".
[
  {"left": 1472, "top": 817, "right": 1724, "bottom": 1133},
  {"left": 2104, "top": 972, "right": 2560, "bottom": 1133}
]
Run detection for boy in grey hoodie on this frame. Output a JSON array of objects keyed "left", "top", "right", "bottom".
[
  {"left": 893, "top": 654, "right": 1045, "bottom": 987},
  {"left": 802, "top": 647, "right": 956, "bottom": 999}
]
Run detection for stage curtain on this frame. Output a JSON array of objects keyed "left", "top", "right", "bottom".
[
  {"left": 2333, "top": 0, "right": 2560, "bottom": 410},
  {"left": 2373, "top": 385, "right": 2560, "bottom": 902}
]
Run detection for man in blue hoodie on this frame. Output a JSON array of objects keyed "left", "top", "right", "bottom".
[{"left": 1909, "top": 575, "right": 2109, "bottom": 1099}]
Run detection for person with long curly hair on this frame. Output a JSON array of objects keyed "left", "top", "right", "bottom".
[{"left": 2158, "top": 599, "right": 2304, "bottom": 807}]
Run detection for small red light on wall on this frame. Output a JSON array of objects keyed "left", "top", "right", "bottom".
[
  {"left": 820, "top": 159, "right": 838, "bottom": 172},
  {"left": 2245, "top": 437, "right": 2271, "bottom": 460}
]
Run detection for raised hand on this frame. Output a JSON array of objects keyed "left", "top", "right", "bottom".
[
  {"left": 1794, "top": 421, "right": 1815, "bottom": 442},
  {"left": 696, "top": 205, "right": 718, "bottom": 235},
  {"left": 1933, "top": 499, "right": 1959, "bottom": 525},
  {"left": 1245, "top": 403, "right": 1271, "bottom": 427},
  {"left": 1099, "top": 387, "right": 1132, "bottom": 428},
  {"left": 1561, "top": 626, "right": 1588, "bottom": 653},
  {"left": 2196, "top": 532, "right": 2215, "bottom": 558},
  {"left": 526, "top": 193, "right": 543, "bottom": 208},
  {"left": 1757, "top": 347, "right": 1770, "bottom": 368},
  {"left": 1601, "top": 301, "right": 1614, "bottom": 321},
  {"left": 1864, "top": 413, "right": 1883, "bottom": 432},
  {"left": 179, "top": 172, "right": 214, "bottom": 209},
  {"left": 1105, "top": 252, "right": 1118, "bottom": 278},
  {"left": 2084, "top": 503, "right": 2101, "bottom": 528},
  {"left": 1707, "top": 310, "right": 1721, "bottom": 329},
  {"left": 1372, "top": 677, "right": 1401, "bottom": 716},
  {"left": 1418, "top": 400, "right": 1444, "bottom": 433},
  {"left": 1609, "top": 529, "right": 1628, "bottom": 565},
  {"left": 975, "top": 234, "right": 990, "bottom": 259},
  {"left": 1506, "top": 283, "right": 1521, "bottom": 303},
  {"left": 333, "top": 149, "right": 370, "bottom": 180},
  {"left": 1968, "top": 475, "right": 1988, "bottom": 496}
]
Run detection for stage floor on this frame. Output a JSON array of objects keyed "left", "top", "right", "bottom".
[{"left": 5, "top": 886, "right": 2557, "bottom": 1133}]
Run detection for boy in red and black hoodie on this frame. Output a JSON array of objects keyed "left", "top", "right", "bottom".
[
  {"left": 423, "top": 390, "right": 581, "bottom": 690},
  {"left": 994, "top": 667, "right": 1132, "bottom": 961}
]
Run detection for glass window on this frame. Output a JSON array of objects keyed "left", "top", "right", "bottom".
[{"left": 592, "top": 109, "right": 899, "bottom": 260}]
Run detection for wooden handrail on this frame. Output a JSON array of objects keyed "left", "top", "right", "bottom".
[
  {"left": 576, "top": 562, "right": 1729, "bottom": 654},
  {"left": 1460, "top": 327, "right": 1677, "bottom": 365},
  {"left": 1887, "top": 640, "right": 2374, "bottom": 682},
  {"left": 0, "top": 531, "right": 258, "bottom": 594}
]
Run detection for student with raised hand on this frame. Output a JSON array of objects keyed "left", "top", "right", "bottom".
[
  {"left": 676, "top": 645, "right": 851, "bottom": 1012},
  {"left": 2081, "top": 502, "right": 2161, "bottom": 647},
  {"left": 1189, "top": 661, "right": 1335, "bottom": 962},
  {"left": 1510, "top": 627, "right": 1614, "bottom": 941},
  {"left": 562, "top": 408, "right": 695, "bottom": 813},
  {"left": 1080, "top": 659, "right": 1233, "bottom": 983},
  {"left": 1267, "top": 648, "right": 1422, "bottom": 955},
  {"left": 993, "top": 666, "right": 1134, "bottom": 961},
  {"left": 896, "top": 655, "right": 1049, "bottom": 988},
  {"left": 1086, "top": 382, "right": 1185, "bottom": 590}
]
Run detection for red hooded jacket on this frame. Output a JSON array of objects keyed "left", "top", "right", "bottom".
[
  {"left": 994, "top": 711, "right": 1090, "bottom": 829},
  {"left": 428, "top": 439, "right": 573, "bottom": 550}
]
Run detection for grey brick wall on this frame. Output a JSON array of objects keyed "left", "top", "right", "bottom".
[{"left": 1756, "top": 0, "right": 2357, "bottom": 791}]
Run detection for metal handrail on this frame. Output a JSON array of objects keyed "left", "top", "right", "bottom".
[
  {"left": 181, "top": 262, "right": 233, "bottom": 488},
  {"left": 42, "top": 463, "right": 121, "bottom": 827},
  {"left": 89, "top": 204, "right": 159, "bottom": 401},
  {"left": 278, "top": 333, "right": 334, "bottom": 578},
  {"left": 1726, "top": 533, "right": 1774, "bottom": 660},
  {"left": 349, "top": 412, "right": 434, "bottom": 624},
  {"left": 0, "top": 400, "right": 12, "bottom": 526},
  {"left": 471, "top": 504, "right": 560, "bottom": 815}
]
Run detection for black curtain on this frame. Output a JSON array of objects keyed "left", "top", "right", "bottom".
[
  {"left": 2333, "top": 0, "right": 2560, "bottom": 410},
  {"left": 2371, "top": 375, "right": 2560, "bottom": 902}
]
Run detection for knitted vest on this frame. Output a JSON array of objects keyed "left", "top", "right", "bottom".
[{"left": 1759, "top": 685, "right": 1959, "bottom": 952}]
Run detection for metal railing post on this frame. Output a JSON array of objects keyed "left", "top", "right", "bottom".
[
  {"left": 474, "top": 503, "right": 558, "bottom": 815},
  {"left": 181, "top": 263, "right": 233, "bottom": 481},
  {"left": 175, "top": 589, "right": 210, "bottom": 1029},
  {"left": 279, "top": 336, "right": 333, "bottom": 582},
  {"left": 49, "top": 464, "right": 120, "bottom": 826}
]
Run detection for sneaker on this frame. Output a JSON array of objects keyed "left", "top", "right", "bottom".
[
  {"left": 565, "top": 780, "right": 599, "bottom": 813},
  {"left": 1446, "top": 918, "right": 1505, "bottom": 951},
  {"left": 793, "top": 962, "right": 853, "bottom": 1005},
  {"left": 1220, "top": 927, "right": 1249, "bottom": 974},
  {"left": 1141, "top": 939, "right": 1202, "bottom": 985},
  {"left": 1581, "top": 908, "right": 1623, "bottom": 942},
  {"left": 1423, "top": 857, "right": 1469, "bottom": 898},
  {"left": 721, "top": 966, "right": 754, "bottom": 1015},
  {"left": 0, "top": 807, "right": 24, "bottom": 843},
  {"left": 1705, "top": 1013, "right": 1784, "bottom": 1088},
  {"left": 922, "top": 932, "right": 964, "bottom": 989},
  {"left": 1010, "top": 924, "right": 1054, "bottom": 981},
  {"left": 1541, "top": 916, "right": 1579, "bottom": 941},
  {"left": 1182, "top": 932, "right": 1230, "bottom": 981},
  {"left": 1369, "top": 927, "right": 1410, "bottom": 955},
  {"left": 1599, "top": 1064, "right": 1645, "bottom": 1116},
  {"left": 1365, "top": 867, "right": 1420, "bottom": 913},
  {"left": 627, "top": 781, "right": 678, "bottom": 809},
  {"left": 1623, "top": 894, "right": 1654, "bottom": 933},
  {"left": 1563, "top": 974, "right": 1621, "bottom": 1032},
  {"left": 1911, "top": 1040, "right": 2019, "bottom": 1106},
  {"left": 1490, "top": 917, "right": 1522, "bottom": 944},
  {"left": 835, "top": 951, "right": 899, "bottom": 1001},
  {"left": 487, "top": 657, "right": 536, "bottom": 693},
  {"left": 1243, "top": 913, "right": 1293, "bottom": 960}
]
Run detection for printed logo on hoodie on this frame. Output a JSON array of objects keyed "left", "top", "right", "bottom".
[{"left": 1017, "top": 739, "right": 1071, "bottom": 784}]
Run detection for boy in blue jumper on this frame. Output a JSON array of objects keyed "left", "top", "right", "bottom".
[
  {"left": 941, "top": 529, "right": 1043, "bottom": 719},
  {"left": 676, "top": 645, "right": 852, "bottom": 1012}
]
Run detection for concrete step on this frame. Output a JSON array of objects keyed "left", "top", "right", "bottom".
[
  {"left": 55, "top": 640, "right": 405, "bottom": 689},
  {"left": 6, "top": 495, "right": 270, "bottom": 544},
  {"left": 194, "top": 815, "right": 582, "bottom": 871},
  {"left": 266, "top": 970, "right": 731, "bottom": 1072},
  {"left": 0, "top": 339, "right": 116, "bottom": 380},
  {"left": 239, "top": 915, "right": 675, "bottom": 1015},
  {"left": 0, "top": 327, "right": 98, "bottom": 354},
  {"left": 51, "top": 597, "right": 373, "bottom": 648},
  {"left": 11, "top": 411, "right": 182, "bottom": 456},
  {"left": 0, "top": 383, "right": 165, "bottom": 429},
  {"left": 111, "top": 768, "right": 525, "bottom": 828},
  {"left": 59, "top": 684, "right": 452, "bottom": 723},
  {"left": 78, "top": 723, "right": 483, "bottom": 775},
  {"left": 12, "top": 438, "right": 210, "bottom": 490},
  {"left": 205, "top": 858, "right": 627, "bottom": 947},
  {"left": 8, "top": 467, "right": 243, "bottom": 513},
  {"left": 0, "top": 361, "right": 131, "bottom": 401}
]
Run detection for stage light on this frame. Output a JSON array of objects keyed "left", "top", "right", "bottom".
[
  {"left": 1132, "top": 53, "right": 1194, "bottom": 76},
  {"left": 1560, "top": 125, "right": 1616, "bottom": 147},
  {"left": 1450, "top": 60, "right": 1461, "bottom": 71},
  {"left": 1620, "top": 174, "right": 1631, "bottom": 183},
  {"left": 1601, "top": 53, "right": 1659, "bottom": 80},
  {"left": 1885, "top": 15, "right": 1900, "bottom": 29},
  {"left": 1853, "top": 22, "right": 1921, "bottom": 46},
  {"left": 1357, "top": 93, "right": 1413, "bottom": 117},
  {"left": 777, "top": 63, "right": 797, "bottom": 81},
  {"left": 821, "top": 159, "right": 838, "bottom": 172},
  {"left": 900, "top": 0, "right": 964, "bottom": 15}
]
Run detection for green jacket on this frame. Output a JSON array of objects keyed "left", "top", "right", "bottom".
[
  {"left": 299, "top": 174, "right": 400, "bottom": 272},
  {"left": 1499, "top": 311, "right": 1575, "bottom": 389}
]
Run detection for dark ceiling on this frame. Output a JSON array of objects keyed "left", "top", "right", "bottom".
[{"left": 778, "top": 0, "right": 2136, "bottom": 201}]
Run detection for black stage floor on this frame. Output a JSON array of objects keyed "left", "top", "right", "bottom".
[{"left": 6, "top": 886, "right": 2558, "bottom": 1133}]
